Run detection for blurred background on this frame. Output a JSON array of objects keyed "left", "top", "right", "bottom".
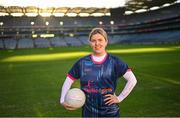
[{"left": 0, "top": 0, "right": 180, "bottom": 117}]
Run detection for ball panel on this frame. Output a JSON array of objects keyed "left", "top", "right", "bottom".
[{"left": 65, "top": 88, "right": 86, "bottom": 108}]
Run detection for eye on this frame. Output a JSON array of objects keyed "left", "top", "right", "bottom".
[
  {"left": 90, "top": 39, "right": 96, "bottom": 43},
  {"left": 98, "top": 39, "right": 103, "bottom": 42}
]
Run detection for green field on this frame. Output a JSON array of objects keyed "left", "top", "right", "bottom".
[{"left": 0, "top": 44, "right": 180, "bottom": 117}]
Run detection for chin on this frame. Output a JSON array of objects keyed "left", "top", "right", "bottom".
[{"left": 94, "top": 50, "right": 102, "bottom": 54}]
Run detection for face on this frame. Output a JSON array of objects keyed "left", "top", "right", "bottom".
[{"left": 89, "top": 33, "right": 108, "bottom": 56}]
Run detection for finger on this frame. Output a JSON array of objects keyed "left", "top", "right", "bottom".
[
  {"left": 62, "top": 102, "right": 69, "bottom": 106},
  {"left": 65, "top": 107, "right": 77, "bottom": 110},
  {"left": 65, "top": 105, "right": 74, "bottom": 109},
  {"left": 104, "top": 94, "right": 113, "bottom": 101},
  {"left": 105, "top": 94, "right": 112, "bottom": 97},
  {"left": 105, "top": 99, "right": 114, "bottom": 106},
  {"left": 107, "top": 101, "right": 114, "bottom": 106},
  {"left": 105, "top": 96, "right": 117, "bottom": 105},
  {"left": 63, "top": 102, "right": 77, "bottom": 110},
  {"left": 65, "top": 107, "right": 76, "bottom": 110},
  {"left": 106, "top": 98, "right": 120, "bottom": 105},
  {"left": 63, "top": 102, "right": 72, "bottom": 107},
  {"left": 104, "top": 96, "right": 112, "bottom": 102},
  {"left": 64, "top": 104, "right": 77, "bottom": 110}
]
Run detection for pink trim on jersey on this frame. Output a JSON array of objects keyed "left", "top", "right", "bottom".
[
  {"left": 67, "top": 74, "right": 77, "bottom": 81},
  {"left": 90, "top": 53, "right": 108, "bottom": 65}
]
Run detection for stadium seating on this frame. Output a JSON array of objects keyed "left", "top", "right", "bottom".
[
  {"left": 0, "top": 39, "right": 4, "bottom": 49},
  {"left": 118, "top": 30, "right": 180, "bottom": 44},
  {"left": 78, "top": 36, "right": 89, "bottom": 45},
  {"left": 17, "top": 38, "right": 34, "bottom": 48},
  {"left": 4, "top": 39, "right": 17, "bottom": 49},
  {"left": 50, "top": 37, "right": 67, "bottom": 47},
  {"left": 34, "top": 38, "right": 50, "bottom": 48},
  {"left": 108, "top": 35, "right": 126, "bottom": 44},
  {"left": 64, "top": 37, "right": 82, "bottom": 46},
  {"left": 0, "top": 3, "right": 180, "bottom": 49}
]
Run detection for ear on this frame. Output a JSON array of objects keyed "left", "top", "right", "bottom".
[
  {"left": 106, "top": 39, "right": 108, "bottom": 44},
  {"left": 105, "top": 40, "right": 108, "bottom": 47}
]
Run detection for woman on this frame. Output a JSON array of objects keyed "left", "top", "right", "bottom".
[{"left": 60, "top": 28, "right": 137, "bottom": 117}]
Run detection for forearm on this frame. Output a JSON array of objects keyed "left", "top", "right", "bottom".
[
  {"left": 117, "top": 71, "right": 137, "bottom": 102},
  {"left": 60, "top": 76, "right": 74, "bottom": 104}
]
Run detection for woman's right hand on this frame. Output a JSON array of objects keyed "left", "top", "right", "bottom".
[{"left": 62, "top": 102, "right": 77, "bottom": 110}]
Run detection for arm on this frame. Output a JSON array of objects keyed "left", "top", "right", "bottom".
[
  {"left": 60, "top": 76, "right": 74, "bottom": 104},
  {"left": 117, "top": 70, "right": 137, "bottom": 102},
  {"left": 60, "top": 76, "right": 77, "bottom": 110},
  {"left": 104, "top": 70, "right": 137, "bottom": 105}
]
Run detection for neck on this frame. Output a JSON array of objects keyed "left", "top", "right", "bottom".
[{"left": 92, "top": 51, "right": 106, "bottom": 57}]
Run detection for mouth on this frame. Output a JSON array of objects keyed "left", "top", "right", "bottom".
[
  {"left": 95, "top": 46, "right": 101, "bottom": 50},
  {"left": 95, "top": 45, "right": 102, "bottom": 49}
]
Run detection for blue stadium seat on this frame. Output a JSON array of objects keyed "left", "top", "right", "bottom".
[
  {"left": 78, "top": 36, "right": 89, "bottom": 45},
  {"left": 4, "top": 39, "right": 17, "bottom": 49},
  {"left": 34, "top": 38, "right": 50, "bottom": 48},
  {"left": 18, "top": 38, "right": 34, "bottom": 49},
  {"left": 50, "top": 37, "right": 67, "bottom": 47},
  {"left": 0, "top": 39, "right": 4, "bottom": 49},
  {"left": 64, "top": 37, "right": 82, "bottom": 46}
]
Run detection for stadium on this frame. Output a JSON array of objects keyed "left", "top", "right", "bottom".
[{"left": 0, "top": 0, "right": 180, "bottom": 117}]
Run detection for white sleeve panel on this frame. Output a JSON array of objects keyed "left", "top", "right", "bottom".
[
  {"left": 60, "top": 76, "right": 74, "bottom": 104},
  {"left": 117, "top": 70, "right": 137, "bottom": 102}
]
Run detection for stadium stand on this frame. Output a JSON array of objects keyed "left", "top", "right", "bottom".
[
  {"left": 50, "top": 37, "right": 67, "bottom": 47},
  {"left": 64, "top": 37, "right": 82, "bottom": 46},
  {"left": 118, "top": 30, "right": 180, "bottom": 44},
  {"left": 0, "top": 39, "right": 4, "bottom": 49},
  {"left": 0, "top": 3, "right": 180, "bottom": 49},
  {"left": 17, "top": 38, "right": 34, "bottom": 48},
  {"left": 108, "top": 35, "right": 126, "bottom": 44},
  {"left": 4, "top": 39, "right": 17, "bottom": 49},
  {"left": 34, "top": 38, "right": 50, "bottom": 48},
  {"left": 78, "top": 36, "right": 89, "bottom": 45}
]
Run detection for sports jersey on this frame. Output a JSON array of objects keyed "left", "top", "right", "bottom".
[{"left": 68, "top": 53, "right": 128, "bottom": 117}]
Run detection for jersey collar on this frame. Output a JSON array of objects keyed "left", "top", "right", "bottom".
[{"left": 90, "top": 53, "right": 108, "bottom": 65}]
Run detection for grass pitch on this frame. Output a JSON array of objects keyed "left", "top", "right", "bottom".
[{"left": 0, "top": 44, "right": 180, "bottom": 117}]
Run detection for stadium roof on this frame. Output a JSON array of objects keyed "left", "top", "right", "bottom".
[
  {"left": 124, "top": 0, "right": 179, "bottom": 14},
  {"left": 0, "top": 0, "right": 179, "bottom": 17},
  {"left": 0, "top": 0, "right": 126, "bottom": 8},
  {"left": 126, "top": 0, "right": 179, "bottom": 11}
]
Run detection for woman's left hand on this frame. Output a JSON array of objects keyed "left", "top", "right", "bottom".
[{"left": 104, "top": 94, "right": 120, "bottom": 106}]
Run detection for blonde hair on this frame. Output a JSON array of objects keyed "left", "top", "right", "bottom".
[{"left": 89, "top": 28, "right": 108, "bottom": 41}]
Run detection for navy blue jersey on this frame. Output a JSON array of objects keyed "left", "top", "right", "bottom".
[{"left": 68, "top": 54, "right": 128, "bottom": 117}]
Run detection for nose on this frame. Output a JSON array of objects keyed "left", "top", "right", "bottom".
[{"left": 95, "top": 40, "right": 99, "bottom": 45}]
